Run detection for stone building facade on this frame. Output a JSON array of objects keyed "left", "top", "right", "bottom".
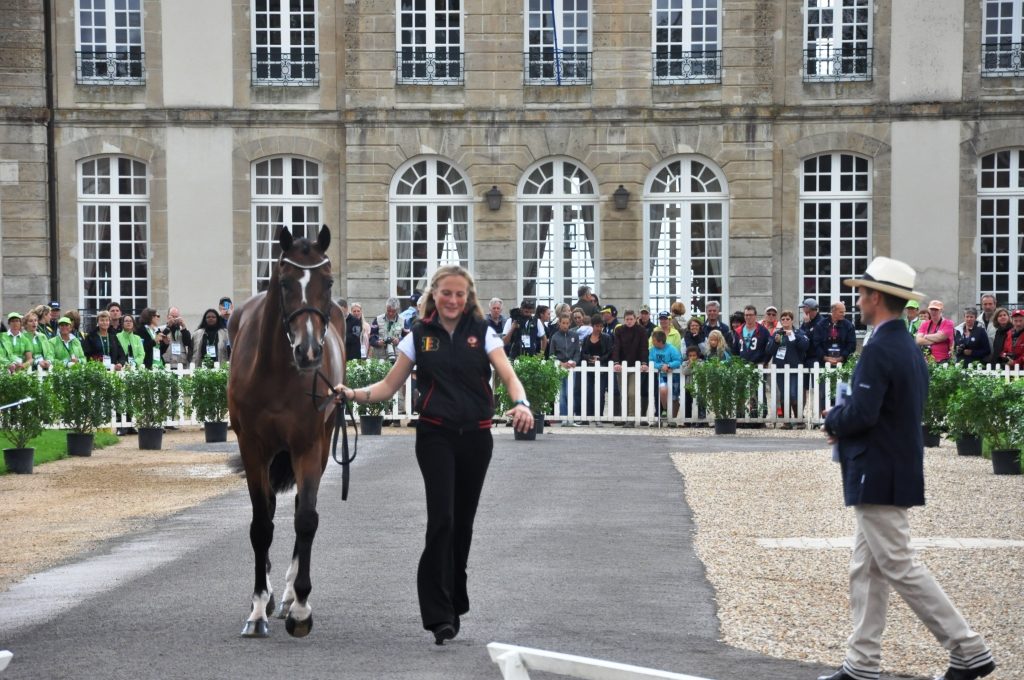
[{"left": 2, "top": 0, "right": 1023, "bottom": 325}]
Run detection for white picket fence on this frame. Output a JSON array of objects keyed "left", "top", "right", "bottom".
[{"left": 24, "top": 360, "right": 1024, "bottom": 431}]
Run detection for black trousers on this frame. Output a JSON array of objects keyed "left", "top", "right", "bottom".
[{"left": 415, "top": 422, "right": 493, "bottom": 629}]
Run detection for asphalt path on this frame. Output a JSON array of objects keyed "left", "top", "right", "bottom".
[{"left": 0, "top": 431, "right": 854, "bottom": 680}]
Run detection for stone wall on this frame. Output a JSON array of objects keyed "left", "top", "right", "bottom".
[{"left": 0, "top": 0, "right": 49, "bottom": 314}]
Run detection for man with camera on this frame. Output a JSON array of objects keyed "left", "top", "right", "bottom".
[
  {"left": 160, "top": 306, "right": 193, "bottom": 368},
  {"left": 370, "top": 297, "right": 405, "bottom": 364},
  {"left": 502, "top": 299, "right": 546, "bottom": 359}
]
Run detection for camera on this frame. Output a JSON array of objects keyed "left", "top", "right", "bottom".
[{"left": 509, "top": 308, "right": 524, "bottom": 323}]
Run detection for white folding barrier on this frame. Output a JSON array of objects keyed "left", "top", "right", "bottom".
[{"left": 487, "top": 642, "right": 713, "bottom": 680}]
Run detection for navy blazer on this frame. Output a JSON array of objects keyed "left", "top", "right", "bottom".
[{"left": 824, "top": 319, "right": 928, "bottom": 507}]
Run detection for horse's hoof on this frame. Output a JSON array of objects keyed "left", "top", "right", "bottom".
[
  {"left": 265, "top": 593, "right": 276, "bottom": 617},
  {"left": 240, "top": 619, "right": 270, "bottom": 638},
  {"left": 273, "top": 599, "right": 293, "bottom": 619},
  {"left": 285, "top": 613, "right": 313, "bottom": 638}
]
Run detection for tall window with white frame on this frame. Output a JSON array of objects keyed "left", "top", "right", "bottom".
[
  {"left": 396, "top": 0, "right": 463, "bottom": 84},
  {"left": 978, "top": 150, "right": 1024, "bottom": 305},
  {"left": 982, "top": 0, "right": 1024, "bottom": 76},
  {"left": 525, "top": 0, "right": 592, "bottom": 85},
  {"left": 803, "top": 0, "right": 872, "bottom": 82},
  {"left": 251, "top": 0, "right": 319, "bottom": 85},
  {"left": 390, "top": 158, "right": 473, "bottom": 298},
  {"left": 800, "top": 153, "right": 871, "bottom": 330},
  {"left": 518, "top": 159, "right": 599, "bottom": 308},
  {"left": 652, "top": 0, "right": 722, "bottom": 84},
  {"left": 79, "top": 156, "right": 149, "bottom": 315},
  {"left": 252, "top": 157, "right": 323, "bottom": 292},
  {"left": 644, "top": 157, "right": 728, "bottom": 317},
  {"left": 75, "top": 0, "right": 145, "bottom": 84}
]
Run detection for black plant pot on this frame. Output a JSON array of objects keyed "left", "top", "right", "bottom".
[
  {"left": 922, "top": 426, "right": 941, "bottom": 448},
  {"left": 714, "top": 418, "right": 737, "bottom": 435},
  {"left": 203, "top": 421, "right": 229, "bottom": 443},
  {"left": 3, "top": 447, "right": 34, "bottom": 474},
  {"left": 138, "top": 427, "right": 164, "bottom": 450},
  {"left": 955, "top": 434, "right": 983, "bottom": 457},
  {"left": 359, "top": 415, "right": 383, "bottom": 436},
  {"left": 513, "top": 423, "right": 537, "bottom": 441},
  {"left": 67, "top": 432, "right": 95, "bottom": 457},
  {"left": 991, "top": 448, "right": 1022, "bottom": 475},
  {"left": 534, "top": 414, "right": 544, "bottom": 435}
]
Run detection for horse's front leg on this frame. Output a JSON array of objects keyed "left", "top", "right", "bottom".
[
  {"left": 284, "top": 457, "right": 322, "bottom": 638},
  {"left": 241, "top": 470, "right": 275, "bottom": 638}
]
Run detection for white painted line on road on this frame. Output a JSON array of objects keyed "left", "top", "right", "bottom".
[{"left": 756, "top": 537, "right": 1024, "bottom": 549}]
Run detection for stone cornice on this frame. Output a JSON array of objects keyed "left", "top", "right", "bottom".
[{"left": 45, "top": 99, "right": 1024, "bottom": 128}]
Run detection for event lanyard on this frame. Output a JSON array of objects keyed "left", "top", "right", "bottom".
[{"left": 100, "top": 334, "right": 109, "bottom": 355}]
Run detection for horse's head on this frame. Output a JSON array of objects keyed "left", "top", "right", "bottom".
[{"left": 277, "top": 225, "right": 334, "bottom": 373}]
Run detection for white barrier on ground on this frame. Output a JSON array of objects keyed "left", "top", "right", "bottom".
[
  {"left": 0, "top": 650, "right": 12, "bottom": 673},
  {"left": 487, "top": 642, "right": 713, "bottom": 680}
]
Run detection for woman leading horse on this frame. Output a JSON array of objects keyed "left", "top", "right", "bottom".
[
  {"left": 333, "top": 265, "right": 534, "bottom": 645},
  {"left": 228, "top": 225, "right": 344, "bottom": 638}
]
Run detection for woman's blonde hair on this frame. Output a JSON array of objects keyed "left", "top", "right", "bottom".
[
  {"left": 421, "top": 265, "right": 484, "bottom": 320},
  {"left": 671, "top": 301, "right": 687, "bottom": 316}
]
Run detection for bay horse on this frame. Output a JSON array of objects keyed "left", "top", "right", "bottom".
[{"left": 228, "top": 225, "right": 345, "bottom": 638}]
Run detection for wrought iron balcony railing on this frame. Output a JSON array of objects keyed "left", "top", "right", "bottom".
[
  {"left": 75, "top": 50, "right": 145, "bottom": 85},
  {"left": 251, "top": 50, "right": 320, "bottom": 86},
  {"left": 652, "top": 49, "right": 722, "bottom": 84},
  {"left": 803, "top": 46, "right": 872, "bottom": 82},
  {"left": 395, "top": 49, "right": 464, "bottom": 85},
  {"left": 524, "top": 50, "right": 592, "bottom": 85},
  {"left": 982, "top": 42, "right": 1024, "bottom": 77}
]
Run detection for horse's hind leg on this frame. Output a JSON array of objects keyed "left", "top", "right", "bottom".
[
  {"left": 284, "top": 461, "right": 321, "bottom": 638},
  {"left": 241, "top": 470, "right": 275, "bottom": 638}
]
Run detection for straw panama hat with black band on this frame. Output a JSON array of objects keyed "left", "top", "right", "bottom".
[{"left": 842, "top": 256, "right": 926, "bottom": 302}]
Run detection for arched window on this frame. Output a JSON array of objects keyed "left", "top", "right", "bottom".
[
  {"left": 644, "top": 156, "right": 728, "bottom": 316},
  {"left": 800, "top": 152, "right": 871, "bottom": 329},
  {"left": 78, "top": 156, "right": 149, "bottom": 315},
  {"left": 978, "top": 149, "right": 1024, "bottom": 304},
  {"left": 389, "top": 157, "right": 473, "bottom": 298},
  {"left": 252, "top": 156, "right": 323, "bottom": 292},
  {"left": 517, "top": 158, "right": 599, "bottom": 307}
]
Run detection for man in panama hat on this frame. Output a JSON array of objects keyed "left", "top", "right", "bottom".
[{"left": 818, "top": 257, "right": 995, "bottom": 680}]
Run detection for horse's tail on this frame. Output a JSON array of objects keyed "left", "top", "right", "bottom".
[
  {"left": 227, "top": 450, "right": 297, "bottom": 494},
  {"left": 268, "top": 450, "right": 296, "bottom": 493}
]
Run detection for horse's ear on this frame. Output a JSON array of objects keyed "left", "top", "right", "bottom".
[
  {"left": 317, "top": 224, "right": 331, "bottom": 252},
  {"left": 277, "top": 226, "right": 293, "bottom": 253}
]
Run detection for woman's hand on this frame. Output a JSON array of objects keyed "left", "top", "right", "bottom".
[
  {"left": 333, "top": 383, "right": 356, "bottom": 403},
  {"left": 504, "top": 403, "right": 534, "bottom": 433}
]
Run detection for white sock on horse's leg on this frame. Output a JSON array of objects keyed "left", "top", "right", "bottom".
[
  {"left": 246, "top": 590, "right": 271, "bottom": 623},
  {"left": 276, "top": 557, "right": 298, "bottom": 618}
]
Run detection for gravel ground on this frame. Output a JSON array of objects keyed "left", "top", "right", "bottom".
[
  {"left": 0, "top": 429, "right": 241, "bottom": 593},
  {"left": 671, "top": 439, "right": 1024, "bottom": 680}
]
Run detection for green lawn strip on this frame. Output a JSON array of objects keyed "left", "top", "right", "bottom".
[{"left": 0, "top": 429, "right": 120, "bottom": 475}]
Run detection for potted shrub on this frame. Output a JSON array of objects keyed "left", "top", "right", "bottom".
[
  {"left": 0, "top": 371, "right": 54, "bottom": 474},
  {"left": 496, "top": 355, "right": 567, "bottom": 440},
  {"left": 969, "top": 376, "right": 1024, "bottom": 475},
  {"left": 922, "top": 361, "right": 963, "bottom": 448},
  {"left": 945, "top": 372, "right": 986, "bottom": 456},
  {"left": 47, "top": 362, "right": 119, "bottom": 456},
  {"left": 345, "top": 359, "right": 393, "bottom": 435},
  {"left": 185, "top": 365, "right": 230, "bottom": 442},
  {"left": 687, "top": 357, "right": 760, "bottom": 435},
  {"left": 121, "top": 368, "right": 182, "bottom": 450}
]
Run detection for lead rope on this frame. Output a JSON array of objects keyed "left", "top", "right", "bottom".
[{"left": 310, "top": 370, "right": 358, "bottom": 501}]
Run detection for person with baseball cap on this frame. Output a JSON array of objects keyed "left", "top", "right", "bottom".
[
  {"left": 0, "top": 313, "right": 30, "bottom": 373},
  {"left": 916, "top": 299, "right": 955, "bottom": 363},
  {"left": 820, "top": 257, "right": 995, "bottom": 680},
  {"left": 903, "top": 298, "right": 922, "bottom": 334},
  {"left": 50, "top": 316, "right": 86, "bottom": 367}
]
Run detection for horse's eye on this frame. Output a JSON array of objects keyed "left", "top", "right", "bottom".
[{"left": 325, "top": 278, "right": 333, "bottom": 289}]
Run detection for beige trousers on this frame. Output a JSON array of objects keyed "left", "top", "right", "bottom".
[{"left": 844, "top": 504, "right": 991, "bottom": 677}]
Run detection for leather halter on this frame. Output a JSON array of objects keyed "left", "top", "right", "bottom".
[{"left": 278, "top": 255, "right": 332, "bottom": 348}]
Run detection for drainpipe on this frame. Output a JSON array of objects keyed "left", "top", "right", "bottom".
[{"left": 43, "top": 0, "right": 60, "bottom": 301}]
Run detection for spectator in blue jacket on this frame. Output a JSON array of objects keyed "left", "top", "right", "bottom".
[
  {"left": 733, "top": 305, "right": 772, "bottom": 364},
  {"left": 767, "top": 309, "right": 810, "bottom": 423},
  {"left": 953, "top": 306, "right": 991, "bottom": 367},
  {"left": 702, "top": 300, "right": 732, "bottom": 347},
  {"left": 649, "top": 329, "right": 682, "bottom": 418},
  {"left": 816, "top": 301, "right": 857, "bottom": 367},
  {"left": 547, "top": 313, "right": 582, "bottom": 424}
]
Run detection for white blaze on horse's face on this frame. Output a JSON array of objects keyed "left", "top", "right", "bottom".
[{"left": 280, "top": 255, "right": 332, "bottom": 372}]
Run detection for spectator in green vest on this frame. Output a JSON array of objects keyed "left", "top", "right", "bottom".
[
  {"left": 116, "top": 314, "right": 146, "bottom": 369},
  {"left": 21, "top": 310, "right": 53, "bottom": 371},
  {"left": 50, "top": 316, "right": 86, "bottom": 366},
  {"left": 904, "top": 299, "right": 922, "bottom": 334},
  {"left": 1, "top": 312, "right": 31, "bottom": 373}
]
